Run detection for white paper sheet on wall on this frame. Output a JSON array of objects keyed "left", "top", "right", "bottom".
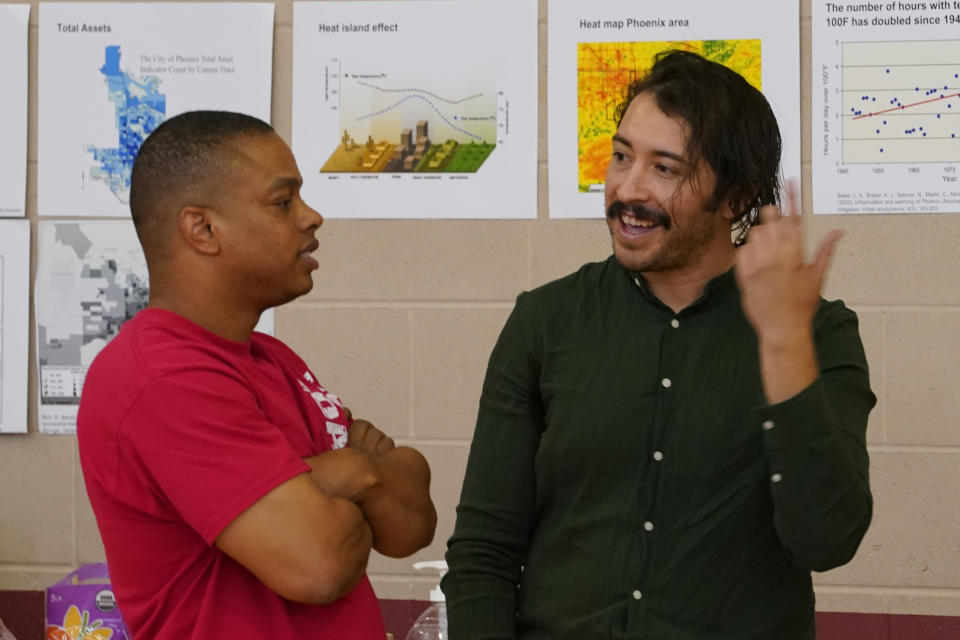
[
  {"left": 0, "top": 220, "right": 30, "bottom": 434},
  {"left": 0, "top": 5, "right": 30, "bottom": 218},
  {"left": 546, "top": 0, "right": 802, "bottom": 219},
  {"left": 811, "top": 1, "right": 960, "bottom": 214},
  {"left": 37, "top": 2, "right": 274, "bottom": 217},
  {"left": 292, "top": 0, "right": 539, "bottom": 219}
]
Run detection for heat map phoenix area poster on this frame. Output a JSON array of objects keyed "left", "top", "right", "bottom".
[{"left": 547, "top": 0, "right": 801, "bottom": 218}]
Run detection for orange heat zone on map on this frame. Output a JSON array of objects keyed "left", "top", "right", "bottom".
[{"left": 577, "top": 40, "right": 762, "bottom": 192}]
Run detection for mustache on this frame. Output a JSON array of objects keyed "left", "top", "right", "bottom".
[{"left": 606, "top": 201, "right": 672, "bottom": 230}]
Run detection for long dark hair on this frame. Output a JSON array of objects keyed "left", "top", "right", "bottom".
[{"left": 615, "top": 50, "right": 782, "bottom": 245}]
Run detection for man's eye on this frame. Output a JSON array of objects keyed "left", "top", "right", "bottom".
[{"left": 612, "top": 151, "right": 626, "bottom": 162}]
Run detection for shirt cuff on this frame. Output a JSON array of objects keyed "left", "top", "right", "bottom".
[{"left": 756, "top": 378, "right": 835, "bottom": 452}]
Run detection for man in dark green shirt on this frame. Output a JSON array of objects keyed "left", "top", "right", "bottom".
[{"left": 443, "top": 51, "right": 875, "bottom": 639}]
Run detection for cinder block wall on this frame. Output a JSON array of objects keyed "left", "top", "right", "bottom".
[{"left": 1, "top": 0, "right": 958, "bottom": 618}]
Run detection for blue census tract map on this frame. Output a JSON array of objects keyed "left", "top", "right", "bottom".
[
  {"left": 86, "top": 45, "right": 166, "bottom": 204},
  {"left": 39, "top": 2, "right": 274, "bottom": 216}
]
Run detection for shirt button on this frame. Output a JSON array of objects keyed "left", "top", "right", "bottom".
[
  {"left": 653, "top": 451, "right": 663, "bottom": 462},
  {"left": 643, "top": 521, "right": 654, "bottom": 532},
  {"left": 634, "top": 277, "right": 642, "bottom": 288},
  {"left": 771, "top": 473, "right": 783, "bottom": 483},
  {"left": 661, "top": 378, "right": 672, "bottom": 388},
  {"left": 670, "top": 318, "right": 680, "bottom": 328},
  {"left": 762, "top": 420, "right": 775, "bottom": 431},
  {"left": 632, "top": 590, "right": 643, "bottom": 600}
]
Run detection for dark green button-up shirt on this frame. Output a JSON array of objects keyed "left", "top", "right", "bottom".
[{"left": 444, "top": 256, "right": 875, "bottom": 639}]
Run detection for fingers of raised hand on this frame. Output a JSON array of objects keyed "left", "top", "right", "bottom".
[
  {"left": 758, "top": 203, "right": 780, "bottom": 226},
  {"left": 781, "top": 187, "right": 803, "bottom": 240},
  {"left": 749, "top": 198, "right": 805, "bottom": 265},
  {"left": 783, "top": 178, "right": 801, "bottom": 218},
  {"left": 813, "top": 229, "right": 844, "bottom": 282}
]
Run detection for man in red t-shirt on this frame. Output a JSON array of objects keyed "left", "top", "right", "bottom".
[{"left": 77, "top": 111, "right": 437, "bottom": 640}]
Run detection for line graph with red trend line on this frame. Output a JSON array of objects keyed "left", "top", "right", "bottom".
[{"left": 841, "top": 39, "right": 960, "bottom": 164}]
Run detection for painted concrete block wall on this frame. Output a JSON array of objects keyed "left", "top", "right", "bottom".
[{"left": 0, "top": 0, "right": 957, "bottom": 619}]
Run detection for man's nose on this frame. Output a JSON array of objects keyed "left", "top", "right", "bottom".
[
  {"left": 615, "top": 169, "right": 653, "bottom": 203},
  {"left": 300, "top": 203, "right": 324, "bottom": 229}
]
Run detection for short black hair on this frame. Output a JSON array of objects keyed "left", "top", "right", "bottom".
[
  {"left": 129, "top": 110, "right": 274, "bottom": 260},
  {"left": 614, "top": 50, "right": 781, "bottom": 245}
]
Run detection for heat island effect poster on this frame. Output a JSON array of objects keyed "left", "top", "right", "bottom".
[{"left": 293, "top": 0, "right": 538, "bottom": 219}]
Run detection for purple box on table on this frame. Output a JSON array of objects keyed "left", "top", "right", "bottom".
[{"left": 46, "top": 564, "right": 130, "bottom": 640}]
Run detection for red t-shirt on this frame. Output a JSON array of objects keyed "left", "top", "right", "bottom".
[{"left": 77, "top": 309, "right": 386, "bottom": 639}]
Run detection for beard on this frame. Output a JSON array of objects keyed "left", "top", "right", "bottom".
[{"left": 606, "top": 200, "right": 718, "bottom": 273}]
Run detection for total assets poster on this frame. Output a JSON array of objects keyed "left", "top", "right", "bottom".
[
  {"left": 292, "top": 0, "right": 538, "bottom": 219},
  {"left": 812, "top": 1, "right": 960, "bottom": 214},
  {"left": 38, "top": 3, "right": 274, "bottom": 217},
  {"left": 547, "top": 0, "right": 801, "bottom": 218},
  {"left": 0, "top": 5, "right": 29, "bottom": 217},
  {"left": 0, "top": 220, "right": 30, "bottom": 434}
]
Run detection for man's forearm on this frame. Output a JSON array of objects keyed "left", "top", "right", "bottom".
[
  {"left": 760, "top": 378, "right": 873, "bottom": 571},
  {"left": 305, "top": 448, "right": 378, "bottom": 501},
  {"left": 758, "top": 304, "right": 875, "bottom": 571},
  {"left": 757, "top": 326, "right": 820, "bottom": 404},
  {"left": 355, "top": 446, "right": 436, "bottom": 557},
  {"left": 305, "top": 446, "right": 436, "bottom": 558}
]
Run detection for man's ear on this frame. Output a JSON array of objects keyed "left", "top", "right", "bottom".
[
  {"left": 725, "top": 187, "right": 757, "bottom": 221},
  {"left": 179, "top": 206, "right": 221, "bottom": 256},
  {"left": 721, "top": 201, "right": 738, "bottom": 221}
]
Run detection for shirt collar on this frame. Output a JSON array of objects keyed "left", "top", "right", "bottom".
[{"left": 624, "top": 260, "right": 737, "bottom": 315}]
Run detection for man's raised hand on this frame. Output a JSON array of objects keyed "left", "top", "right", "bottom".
[{"left": 735, "top": 183, "right": 843, "bottom": 343}]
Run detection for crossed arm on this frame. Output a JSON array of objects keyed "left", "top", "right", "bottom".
[
  {"left": 305, "top": 418, "right": 437, "bottom": 559},
  {"left": 215, "top": 416, "right": 436, "bottom": 605}
]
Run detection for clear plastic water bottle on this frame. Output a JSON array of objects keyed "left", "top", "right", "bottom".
[{"left": 404, "top": 561, "right": 447, "bottom": 640}]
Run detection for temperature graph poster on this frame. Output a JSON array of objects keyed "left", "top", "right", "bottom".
[
  {"left": 812, "top": 1, "right": 960, "bottom": 214},
  {"left": 292, "top": 0, "right": 538, "bottom": 219},
  {"left": 547, "top": 0, "right": 801, "bottom": 218}
]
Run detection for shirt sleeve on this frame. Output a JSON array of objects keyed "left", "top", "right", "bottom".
[
  {"left": 117, "top": 368, "right": 311, "bottom": 545},
  {"left": 757, "top": 300, "right": 876, "bottom": 572},
  {"left": 443, "top": 293, "right": 543, "bottom": 640}
]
